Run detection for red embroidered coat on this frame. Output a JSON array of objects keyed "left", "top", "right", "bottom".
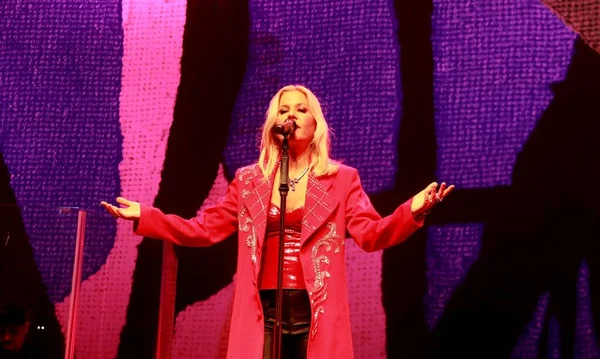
[{"left": 135, "top": 163, "right": 423, "bottom": 359}]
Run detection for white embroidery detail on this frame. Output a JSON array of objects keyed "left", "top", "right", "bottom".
[
  {"left": 238, "top": 206, "right": 257, "bottom": 265},
  {"left": 241, "top": 189, "right": 251, "bottom": 200},
  {"left": 309, "top": 222, "right": 344, "bottom": 338},
  {"left": 238, "top": 164, "right": 258, "bottom": 185}
]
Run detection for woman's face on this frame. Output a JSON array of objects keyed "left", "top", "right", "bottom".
[{"left": 275, "top": 90, "right": 317, "bottom": 148}]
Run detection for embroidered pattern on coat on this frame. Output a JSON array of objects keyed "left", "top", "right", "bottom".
[
  {"left": 309, "top": 222, "right": 344, "bottom": 338},
  {"left": 237, "top": 164, "right": 270, "bottom": 267},
  {"left": 238, "top": 206, "right": 257, "bottom": 265},
  {"left": 238, "top": 164, "right": 259, "bottom": 185},
  {"left": 241, "top": 189, "right": 251, "bottom": 200}
]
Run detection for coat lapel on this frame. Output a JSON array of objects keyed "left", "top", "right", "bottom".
[
  {"left": 301, "top": 174, "right": 339, "bottom": 246},
  {"left": 238, "top": 164, "right": 271, "bottom": 254}
]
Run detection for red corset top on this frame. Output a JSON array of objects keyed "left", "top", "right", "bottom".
[{"left": 258, "top": 203, "right": 306, "bottom": 290}]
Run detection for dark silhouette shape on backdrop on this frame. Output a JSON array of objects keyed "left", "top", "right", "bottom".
[
  {"left": 116, "top": 0, "right": 249, "bottom": 357},
  {"left": 0, "top": 152, "right": 65, "bottom": 358},
  {"left": 432, "top": 38, "right": 600, "bottom": 358},
  {"left": 372, "top": 0, "right": 437, "bottom": 357}
]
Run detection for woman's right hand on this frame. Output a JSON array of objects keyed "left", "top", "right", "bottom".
[{"left": 101, "top": 197, "right": 141, "bottom": 220}]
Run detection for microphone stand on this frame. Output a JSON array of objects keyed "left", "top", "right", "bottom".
[{"left": 272, "top": 134, "right": 290, "bottom": 359}]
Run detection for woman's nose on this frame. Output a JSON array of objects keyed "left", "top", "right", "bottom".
[{"left": 287, "top": 113, "right": 297, "bottom": 120}]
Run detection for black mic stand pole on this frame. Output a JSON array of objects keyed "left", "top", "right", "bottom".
[{"left": 272, "top": 134, "right": 290, "bottom": 359}]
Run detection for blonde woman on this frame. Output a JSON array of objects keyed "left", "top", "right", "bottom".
[{"left": 102, "top": 85, "right": 453, "bottom": 359}]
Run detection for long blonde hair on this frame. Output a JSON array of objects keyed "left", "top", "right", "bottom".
[{"left": 258, "top": 85, "right": 338, "bottom": 179}]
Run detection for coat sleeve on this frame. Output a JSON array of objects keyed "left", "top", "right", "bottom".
[
  {"left": 134, "top": 172, "right": 240, "bottom": 247},
  {"left": 345, "top": 168, "right": 424, "bottom": 252}
]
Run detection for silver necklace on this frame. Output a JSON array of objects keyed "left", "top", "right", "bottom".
[{"left": 289, "top": 166, "right": 309, "bottom": 192}]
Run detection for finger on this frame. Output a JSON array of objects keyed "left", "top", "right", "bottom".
[
  {"left": 442, "top": 184, "right": 455, "bottom": 197},
  {"left": 437, "top": 182, "right": 448, "bottom": 201},
  {"left": 101, "top": 202, "right": 116, "bottom": 215},
  {"left": 104, "top": 205, "right": 119, "bottom": 219},
  {"left": 430, "top": 186, "right": 438, "bottom": 203},
  {"left": 437, "top": 182, "right": 447, "bottom": 196},
  {"left": 110, "top": 205, "right": 122, "bottom": 218},
  {"left": 116, "top": 197, "right": 132, "bottom": 207}
]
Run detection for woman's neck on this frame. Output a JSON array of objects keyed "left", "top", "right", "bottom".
[{"left": 288, "top": 146, "right": 310, "bottom": 172}]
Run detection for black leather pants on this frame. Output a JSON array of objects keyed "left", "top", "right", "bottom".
[{"left": 260, "top": 290, "right": 311, "bottom": 359}]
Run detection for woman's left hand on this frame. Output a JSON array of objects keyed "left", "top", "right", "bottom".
[{"left": 410, "top": 182, "right": 455, "bottom": 219}]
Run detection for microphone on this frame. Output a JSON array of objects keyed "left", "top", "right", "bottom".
[{"left": 273, "top": 119, "right": 297, "bottom": 136}]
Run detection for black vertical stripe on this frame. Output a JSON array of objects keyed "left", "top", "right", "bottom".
[
  {"left": 117, "top": 0, "right": 249, "bottom": 356},
  {"left": 371, "top": 1, "right": 437, "bottom": 357}
]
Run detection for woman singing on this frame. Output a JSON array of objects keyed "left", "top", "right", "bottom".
[{"left": 102, "top": 85, "right": 453, "bottom": 359}]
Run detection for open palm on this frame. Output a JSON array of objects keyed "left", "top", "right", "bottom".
[
  {"left": 411, "top": 182, "right": 455, "bottom": 218},
  {"left": 100, "top": 197, "right": 141, "bottom": 220}
]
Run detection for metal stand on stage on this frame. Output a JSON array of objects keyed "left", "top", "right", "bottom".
[{"left": 272, "top": 123, "right": 293, "bottom": 359}]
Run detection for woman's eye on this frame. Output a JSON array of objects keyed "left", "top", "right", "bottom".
[
  {"left": 279, "top": 109, "right": 288, "bottom": 114},
  {"left": 298, "top": 108, "right": 307, "bottom": 113}
]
